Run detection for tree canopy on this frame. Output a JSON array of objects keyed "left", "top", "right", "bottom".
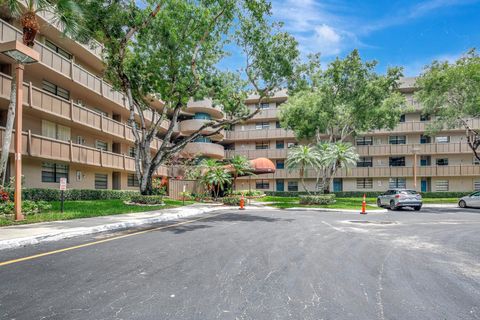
[{"left": 279, "top": 50, "right": 406, "bottom": 143}]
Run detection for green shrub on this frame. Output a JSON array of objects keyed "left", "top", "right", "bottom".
[
  {"left": 191, "top": 192, "right": 212, "bottom": 202},
  {"left": 231, "top": 190, "right": 264, "bottom": 197},
  {"left": 6, "top": 189, "right": 140, "bottom": 201},
  {"left": 266, "top": 191, "right": 469, "bottom": 198},
  {"left": 129, "top": 195, "right": 164, "bottom": 205},
  {"left": 222, "top": 196, "right": 242, "bottom": 206},
  {"left": 299, "top": 194, "right": 336, "bottom": 205},
  {"left": 0, "top": 200, "right": 51, "bottom": 216}
]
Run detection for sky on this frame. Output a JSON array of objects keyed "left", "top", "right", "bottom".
[{"left": 223, "top": 0, "right": 480, "bottom": 76}]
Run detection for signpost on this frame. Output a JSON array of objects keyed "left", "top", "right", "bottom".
[{"left": 59, "top": 178, "right": 67, "bottom": 213}]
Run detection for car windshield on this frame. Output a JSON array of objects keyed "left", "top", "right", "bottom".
[{"left": 400, "top": 190, "right": 418, "bottom": 195}]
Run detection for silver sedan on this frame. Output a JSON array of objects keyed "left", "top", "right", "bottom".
[{"left": 458, "top": 192, "right": 480, "bottom": 208}]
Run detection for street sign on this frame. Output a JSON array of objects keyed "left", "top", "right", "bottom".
[{"left": 59, "top": 178, "right": 67, "bottom": 191}]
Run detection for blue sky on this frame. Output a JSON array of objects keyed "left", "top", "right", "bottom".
[{"left": 224, "top": 0, "right": 480, "bottom": 76}]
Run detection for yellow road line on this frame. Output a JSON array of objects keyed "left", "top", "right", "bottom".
[{"left": 0, "top": 211, "right": 227, "bottom": 267}]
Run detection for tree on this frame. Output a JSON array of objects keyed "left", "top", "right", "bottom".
[
  {"left": 228, "top": 155, "right": 253, "bottom": 191},
  {"left": 199, "top": 159, "right": 231, "bottom": 200},
  {"left": 415, "top": 50, "right": 480, "bottom": 161},
  {"left": 0, "top": 0, "right": 84, "bottom": 185},
  {"left": 285, "top": 145, "right": 322, "bottom": 194},
  {"left": 280, "top": 50, "right": 406, "bottom": 143},
  {"left": 316, "top": 142, "right": 359, "bottom": 193},
  {"left": 80, "top": 0, "right": 300, "bottom": 194}
]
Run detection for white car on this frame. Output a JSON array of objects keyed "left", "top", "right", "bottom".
[{"left": 458, "top": 192, "right": 480, "bottom": 208}]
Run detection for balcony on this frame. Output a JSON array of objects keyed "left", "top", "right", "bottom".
[
  {"left": 225, "top": 128, "right": 295, "bottom": 140},
  {"left": 181, "top": 142, "right": 224, "bottom": 159},
  {"left": 178, "top": 119, "right": 224, "bottom": 141},
  {"left": 249, "top": 108, "right": 279, "bottom": 120},
  {"left": 185, "top": 99, "right": 224, "bottom": 119},
  {"left": 0, "top": 127, "right": 167, "bottom": 175},
  {"left": 0, "top": 72, "right": 167, "bottom": 150},
  {"left": 371, "top": 119, "right": 480, "bottom": 134},
  {"left": 225, "top": 149, "right": 288, "bottom": 159},
  {"left": 355, "top": 143, "right": 473, "bottom": 156}
]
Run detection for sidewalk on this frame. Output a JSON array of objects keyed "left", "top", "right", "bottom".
[{"left": 0, "top": 204, "right": 228, "bottom": 251}]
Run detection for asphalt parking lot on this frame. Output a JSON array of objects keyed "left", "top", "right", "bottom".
[{"left": 0, "top": 206, "right": 479, "bottom": 320}]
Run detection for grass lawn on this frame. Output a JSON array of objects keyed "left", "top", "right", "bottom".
[
  {"left": 256, "top": 196, "right": 460, "bottom": 210},
  {"left": 0, "top": 199, "right": 194, "bottom": 227}
]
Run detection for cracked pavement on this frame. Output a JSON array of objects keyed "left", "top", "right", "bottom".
[{"left": 0, "top": 207, "right": 479, "bottom": 319}]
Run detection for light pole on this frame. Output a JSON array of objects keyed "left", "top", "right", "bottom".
[
  {"left": 0, "top": 41, "right": 39, "bottom": 221},
  {"left": 412, "top": 147, "right": 420, "bottom": 190}
]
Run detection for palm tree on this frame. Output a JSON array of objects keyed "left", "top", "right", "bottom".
[
  {"left": 229, "top": 155, "right": 253, "bottom": 191},
  {"left": 318, "top": 142, "right": 359, "bottom": 193},
  {"left": 0, "top": 0, "right": 84, "bottom": 185},
  {"left": 286, "top": 145, "right": 322, "bottom": 194},
  {"left": 206, "top": 167, "right": 232, "bottom": 200}
]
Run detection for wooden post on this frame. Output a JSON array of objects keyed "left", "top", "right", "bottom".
[
  {"left": 14, "top": 64, "right": 24, "bottom": 221},
  {"left": 27, "top": 129, "right": 32, "bottom": 156},
  {"left": 28, "top": 81, "right": 33, "bottom": 107}
]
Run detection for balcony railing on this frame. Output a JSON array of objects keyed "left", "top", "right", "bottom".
[
  {"left": 249, "top": 108, "right": 279, "bottom": 120},
  {"left": 225, "top": 149, "right": 288, "bottom": 159},
  {"left": 0, "top": 128, "right": 168, "bottom": 176},
  {"left": 225, "top": 128, "right": 295, "bottom": 140},
  {"left": 0, "top": 72, "right": 166, "bottom": 150},
  {"left": 238, "top": 165, "right": 480, "bottom": 179},
  {"left": 356, "top": 142, "right": 473, "bottom": 156}
]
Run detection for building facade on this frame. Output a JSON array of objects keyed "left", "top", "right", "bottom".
[
  {"left": 0, "top": 14, "right": 224, "bottom": 190},
  {"left": 223, "top": 82, "right": 480, "bottom": 193}
]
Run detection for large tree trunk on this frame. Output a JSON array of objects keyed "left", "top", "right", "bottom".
[{"left": 0, "top": 71, "right": 17, "bottom": 186}]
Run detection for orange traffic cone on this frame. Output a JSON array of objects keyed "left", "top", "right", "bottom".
[
  {"left": 239, "top": 195, "right": 245, "bottom": 210},
  {"left": 360, "top": 194, "right": 367, "bottom": 214}
]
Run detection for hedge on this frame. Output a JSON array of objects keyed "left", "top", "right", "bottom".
[
  {"left": 265, "top": 191, "right": 471, "bottom": 198},
  {"left": 299, "top": 194, "right": 336, "bottom": 205},
  {"left": 222, "top": 196, "right": 242, "bottom": 206},
  {"left": 6, "top": 189, "right": 140, "bottom": 201},
  {"left": 129, "top": 195, "right": 164, "bottom": 205}
]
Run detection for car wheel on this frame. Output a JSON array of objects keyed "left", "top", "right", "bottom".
[
  {"left": 376, "top": 199, "right": 382, "bottom": 208},
  {"left": 389, "top": 200, "right": 397, "bottom": 211},
  {"left": 414, "top": 206, "right": 421, "bottom": 211},
  {"left": 459, "top": 200, "right": 467, "bottom": 208}
]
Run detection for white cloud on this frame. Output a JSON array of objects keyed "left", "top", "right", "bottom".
[{"left": 402, "top": 52, "right": 463, "bottom": 76}]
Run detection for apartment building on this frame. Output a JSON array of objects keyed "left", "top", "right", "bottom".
[
  {"left": 224, "top": 80, "right": 480, "bottom": 193},
  {"left": 0, "top": 14, "right": 224, "bottom": 190}
]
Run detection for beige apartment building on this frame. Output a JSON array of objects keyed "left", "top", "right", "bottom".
[
  {"left": 223, "top": 81, "right": 480, "bottom": 193},
  {"left": 1, "top": 13, "right": 478, "bottom": 194},
  {"left": 0, "top": 14, "right": 225, "bottom": 191}
]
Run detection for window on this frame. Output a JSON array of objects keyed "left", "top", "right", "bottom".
[
  {"left": 399, "top": 114, "right": 405, "bottom": 122},
  {"left": 357, "top": 157, "right": 373, "bottom": 168},
  {"left": 288, "top": 181, "right": 298, "bottom": 192},
  {"left": 260, "top": 102, "right": 270, "bottom": 109},
  {"left": 129, "top": 147, "right": 136, "bottom": 158},
  {"left": 435, "top": 136, "right": 450, "bottom": 143},
  {"left": 435, "top": 180, "right": 449, "bottom": 191},
  {"left": 474, "top": 181, "right": 480, "bottom": 191},
  {"left": 436, "top": 158, "right": 449, "bottom": 166},
  {"left": 42, "top": 162, "right": 69, "bottom": 183},
  {"left": 287, "top": 142, "right": 298, "bottom": 148},
  {"left": 276, "top": 160, "right": 285, "bottom": 169},
  {"left": 45, "top": 39, "right": 72, "bottom": 59},
  {"left": 356, "top": 178, "right": 373, "bottom": 189},
  {"left": 420, "top": 156, "right": 431, "bottom": 166},
  {"left": 194, "top": 112, "right": 211, "bottom": 120},
  {"left": 94, "top": 108, "right": 108, "bottom": 117},
  {"left": 76, "top": 136, "right": 85, "bottom": 145},
  {"left": 389, "top": 178, "right": 406, "bottom": 189},
  {"left": 42, "top": 80, "right": 70, "bottom": 100},
  {"left": 256, "top": 180, "right": 269, "bottom": 189},
  {"left": 276, "top": 121, "right": 281, "bottom": 128},
  {"left": 42, "top": 120, "right": 71, "bottom": 142},
  {"left": 255, "top": 122, "right": 270, "bottom": 130},
  {"left": 96, "top": 140, "right": 108, "bottom": 151},
  {"left": 95, "top": 174, "right": 108, "bottom": 189},
  {"left": 389, "top": 157, "right": 406, "bottom": 167},
  {"left": 474, "top": 157, "right": 480, "bottom": 165},
  {"left": 420, "top": 114, "right": 431, "bottom": 121},
  {"left": 356, "top": 136, "right": 373, "bottom": 146},
  {"left": 255, "top": 141, "right": 269, "bottom": 150},
  {"left": 389, "top": 136, "right": 406, "bottom": 145},
  {"left": 193, "top": 137, "right": 212, "bottom": 143},
  {"left": 127, "top": 174, "right": 139, "bottom": 187},
  {"left": 276, "top": 140, "right": 284, "bottom": 149},
  {"left": 420, "top": 134, "right": 431, "bottom": 144}
]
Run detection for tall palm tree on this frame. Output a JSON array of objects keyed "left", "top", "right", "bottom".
[
  {"left": 0, "top": 0, "right": 84, "bottom": 185},
  {"left": 229, "top": 155, "right": 253, "bottom": 191},
  {"left": 206, "top": 167, "right": 232, "bottom": 200},
  {"left": 318, "top": 142, "right": 359, "bottom": 193},
  {"left": 286, "top": 145, "right": 322, "bottom": 194}
]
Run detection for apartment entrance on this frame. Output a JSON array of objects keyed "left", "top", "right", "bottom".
[
  {"left": 421, "top": 178, "right": 431, "bottom": 192},
  {"left": 333, "top": 178, "right": 343, "bottom": 192},
  {"left": 112, "top": 172, "right": 121, "bottom": 190},
  {"left": 276, "top": 179, "right": 285, "bottom": 192}
]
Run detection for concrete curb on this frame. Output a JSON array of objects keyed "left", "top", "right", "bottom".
[
  {"left": 284, "top": 207, "right": 389, "bottom": 213},
  {"left": 0, "top": 205, "right": 229, "bottom": 251}
]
